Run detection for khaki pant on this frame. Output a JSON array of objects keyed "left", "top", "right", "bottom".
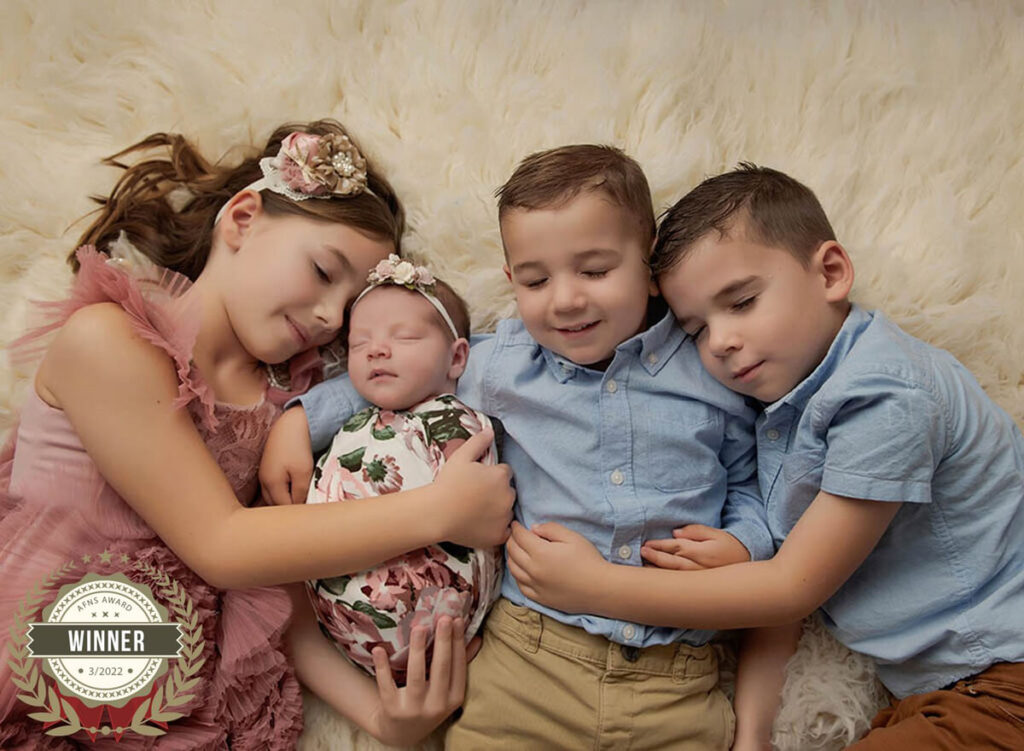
[
  {"left": 849, "top": 662, "right": 1024, "bottom": 750},
  {"left": 446, "top": 598, "right": 734, "bottom": 750}
]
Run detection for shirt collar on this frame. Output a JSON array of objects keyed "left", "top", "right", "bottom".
[
  {"left": 541, "top": 310, "right": 684, "bottom": 382},
  {"left": 765, "top": 303, "right": 872, "bottom": 415}
]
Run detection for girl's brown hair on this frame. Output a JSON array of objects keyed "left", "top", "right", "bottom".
[{"left": 72, "top": 120, "right": 404, "bottom": 279}]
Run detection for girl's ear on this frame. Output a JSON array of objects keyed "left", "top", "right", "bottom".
[
  {"left": 814, "top": 241, "right": 855, "bottom": 303},
  {"left": 217, "top": 190, "right": 264, "bottom": 251},
  {"left": 447, "top": 337, "right": 471, "bottom": 380}
]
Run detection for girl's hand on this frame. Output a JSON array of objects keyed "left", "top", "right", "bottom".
[
  {"left": 506, "top": 521, "right": 607, "bottom": 613},
  {"left": 366, "top": 616, "right": 468, "bottom": 747},
  {"left": 641, "top": 525, "right": 750, "bottom": 570},
  {"left": 259, "top": 406, "right": 314, "bottom": 505},
  {"left": 435, "top": 430, "right": 515, "bottom": 548}
]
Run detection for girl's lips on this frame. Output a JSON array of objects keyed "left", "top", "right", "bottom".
[{"left": 285, "top": 316, "right": 308, "bottom": 346}]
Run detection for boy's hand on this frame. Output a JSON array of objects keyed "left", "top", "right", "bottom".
[
  {"left": 259, "top": 406, "right": 314, "bottom": 506},
  {"left": 640, "top": 525, "right": 751, "bottom": 570},
  {"left": 506, "top": 521, "right": 607, "bottom": 613},
  {"left": 435, "top": 430, "right": 515, "bottom": 548},
  {"left": 367, "top": 616, "right": 469, "bottom": 746}
]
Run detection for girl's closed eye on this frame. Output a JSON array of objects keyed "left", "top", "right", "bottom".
[
  {"left": 313, "top": 262, "right": 331, "bottom": 284},
  {"left": 582, "top": 269, "right": 608, "bottom": 279}
]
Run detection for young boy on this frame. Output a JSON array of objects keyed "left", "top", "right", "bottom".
[
  {"left": 260, "top": 147, "right": 775, "bottom": 748},
  {"left": 509, "top": 164, "right": 1024, "bottom": 749}
]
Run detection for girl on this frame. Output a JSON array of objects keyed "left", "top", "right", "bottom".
[{"left": 0, "top": 121, "right": 514, "bottom": 748}]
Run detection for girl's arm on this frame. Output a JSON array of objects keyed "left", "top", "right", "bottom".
[
  {"left": 39, "top": 304, "right": 514, "bottom": 589},
  {"left": 285, "top": 585, "right": 466, "bottom": 746},
  {"left": 506, "top": 490, "right": 900, "bottom": 628},
  {"left": 731, "top": 622, "right": 803, "bottom": 751}
]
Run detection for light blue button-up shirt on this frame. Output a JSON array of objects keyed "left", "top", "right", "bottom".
[
  {"left": 297, "top": 311, "right": 773, "bottom": 647},
  {"left": 758, "top": 304, "right": 1024, "bottom": 697}
]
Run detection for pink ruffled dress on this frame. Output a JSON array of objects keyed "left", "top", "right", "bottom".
[{"left": 0, "top": 248, "right": 304, "bottom": 749}]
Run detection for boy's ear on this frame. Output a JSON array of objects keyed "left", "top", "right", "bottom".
[
  {"left": 447, "top": 337, "right": 471, "bottom": 380},
  {"left": 502, "top": 263, "right": 512, "bottom": 283},
  {"left": 217, "top": 190, "right": 263, "bottom": 251},
  {"left": 815, "top": 241, "right": 855, "bottom": 302}
]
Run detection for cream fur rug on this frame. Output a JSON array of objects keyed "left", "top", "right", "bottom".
[{"left": 2, "top": 1, "right": 1022, "bottom": 748}]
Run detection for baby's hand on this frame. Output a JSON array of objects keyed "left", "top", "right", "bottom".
[
  {"left": 641, "top": 525, "right": 751, "bottom": 570},
  {"left": 435, "top": 430, "right": 515, "bottom": 548},
  {"left": 259, "top": 406, "right": 314, "bottom": 505}
]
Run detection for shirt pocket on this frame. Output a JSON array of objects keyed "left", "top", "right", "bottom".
[
  {"left": 638, "top": 403, "right": 723, "bottom": 492},
  {"left": 770, "top": 451, "right": 825, "bottom": 532}
]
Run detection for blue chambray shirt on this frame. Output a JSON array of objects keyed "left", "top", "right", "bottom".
[
  {"left": 296, "top": 311, "right": 773, "bottom": 648},
  {"left": 758, "top": 304, "right": 1024, "bottom": 697}
]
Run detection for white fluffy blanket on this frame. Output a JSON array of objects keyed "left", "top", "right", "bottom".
[{"left": 2, "top": 1, "right": 1022, "bottom": 748}]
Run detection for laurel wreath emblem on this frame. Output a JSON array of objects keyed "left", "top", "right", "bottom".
[{"left": 6, "top": 555, "right": 206, "bottom": 738}]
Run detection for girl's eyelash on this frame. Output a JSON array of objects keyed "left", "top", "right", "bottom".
[
  {"left": 314, "top": 263, "right": 331, "bottom": 283},
  {"left": 525, "top": 279, "right": 547, "bottom": 289},
  {"left": 733, "top": 296, "right": 757, "bottom": 311},
  {"left": 583, "top": 270, "right": 607, "bottom": 278}
]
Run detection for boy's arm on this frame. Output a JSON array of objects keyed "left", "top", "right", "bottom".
[
  {"left": 506, "top": 489, "right": 901, "bottom": 627},
  {"left": 732, "top": 622, "right": 803, "bottom": 751},
  {"left": 260, "top": 375, "right": 369, "bottom": 505},
  {"left": 716, "top": 410, "right": 774, "bottom": 561},
  {"left": 289, "top": 373, "right": 368, "bottom": 451}
]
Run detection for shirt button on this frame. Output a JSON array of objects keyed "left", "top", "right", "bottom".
[
  {"left": 561, "top": 363, "right": 572, "bottom": 373},
  {"left": 618, "top": 545, "right": 632, "bottom": 560},
  {"left": 610, "top": 469, "right": 624, "bottom": 485},
  {"left": 622, "top": 624, "right": 636, "bottom": 640},
  {"left": 605, "top": 379, "right": 618, "bottom": 394},
  {"left": 647, "top": 353, "right": 658, "bottom": 365},
  {"left": 765, "top": 428, "right": 781, "bottom": 441}
]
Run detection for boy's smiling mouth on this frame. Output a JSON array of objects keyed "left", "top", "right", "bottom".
[
  {"left": 555, "top": 321, "right": 599, "bottom": 335},
  {"left": 732, "top": 361, "right": 764, "bottom": 381}
]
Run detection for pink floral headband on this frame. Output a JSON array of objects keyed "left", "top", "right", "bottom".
[
  {"left": 214, "top": 131, "right": 376, "bottom": 224},
  {"left": 352, "top": 255, "right": 460, "bottom": 339}
]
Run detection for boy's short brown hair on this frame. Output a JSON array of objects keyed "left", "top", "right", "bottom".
[
  {"left": 496, "top": 145, "right": 656, "bottom": 252},
  {"left": 651, "top": 163, "right": 836, "bottom": 276}
]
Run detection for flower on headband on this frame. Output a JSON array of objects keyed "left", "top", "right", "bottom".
[
  {"left": 268, "top": 131, "right": 369, "bottom": 200},
  {"left": 367, "top": 254, "right": 436, "bottom": 289}
]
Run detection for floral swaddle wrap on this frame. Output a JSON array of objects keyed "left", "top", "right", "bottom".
[{"left": 305, "top": 394, "right": 502, "bottom": 682}]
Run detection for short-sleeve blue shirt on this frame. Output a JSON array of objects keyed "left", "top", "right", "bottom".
[
  {"left": 757, "top": 304, "right": 1024, "bottom": 697},
  {"left": 297, "top": 312, "right": 774, "bottom": 648}
]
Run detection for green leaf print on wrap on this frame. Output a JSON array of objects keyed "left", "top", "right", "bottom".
[
  {"left": 342, "top": 408, "right": 375, "bottom": 433},
  {"left": 317, "top": 575, "right": 352, "bottom": 596},
  {"left": 417, "top": 404, "right": 472, "bottom": 448},
  {"left": 352, "top": 601, "right": 398, "bottom": 629},
  {"left": 338, "top": 447, "right": 366, "bottom": 472},
  {"left": 371, "top": 425, "right": 396, "bottom": 440}
]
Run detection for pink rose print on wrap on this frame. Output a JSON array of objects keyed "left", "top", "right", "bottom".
[{"left": 362, "top": 454, "right": 403, "bottom": 494}]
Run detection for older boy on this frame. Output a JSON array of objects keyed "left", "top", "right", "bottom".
[
  {"left": 262, "top": 147, "right": 774, "bottom": 749},
  {"left": 510, "top": 164, "right": 1024, "bottom": 750}
]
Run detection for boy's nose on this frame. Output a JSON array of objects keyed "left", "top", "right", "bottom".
[
  {"left": 707, "top": 326, "right": 741, "bottom": 357},
  {"left": 368, "top": 340, "right": 391, "bottom": 359},
  {"left": 551, "top": 278, "right": 585, "bottom": 312}
]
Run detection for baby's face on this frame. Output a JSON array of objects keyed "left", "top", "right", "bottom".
[
  {"left": 501, "top": 191, "right": 657, "bottom": 369},
  {"left": 658, "top": 231, "right": 840, "bottom": 403},
  {"left": 347, "top": 286, "right": 460, "bottom": 410}
]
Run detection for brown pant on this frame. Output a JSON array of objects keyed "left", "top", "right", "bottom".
[
  {"left": 849, "top": 662, "right": 1024, "bottom": 750},
  {"left": 445, "top": 598, "right": 733, "bottom": 750}
]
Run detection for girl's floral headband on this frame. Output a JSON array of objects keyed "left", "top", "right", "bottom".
[
  {"left": 352, "top": 254, "right": 460, "bottom": 339},
  {"left": 214, "top": 131, "right": 375, "bottom": 223}
]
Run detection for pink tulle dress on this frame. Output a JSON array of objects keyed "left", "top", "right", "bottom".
[{"left": 0, "top": 249, "right": 304, "bottom": 749}]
